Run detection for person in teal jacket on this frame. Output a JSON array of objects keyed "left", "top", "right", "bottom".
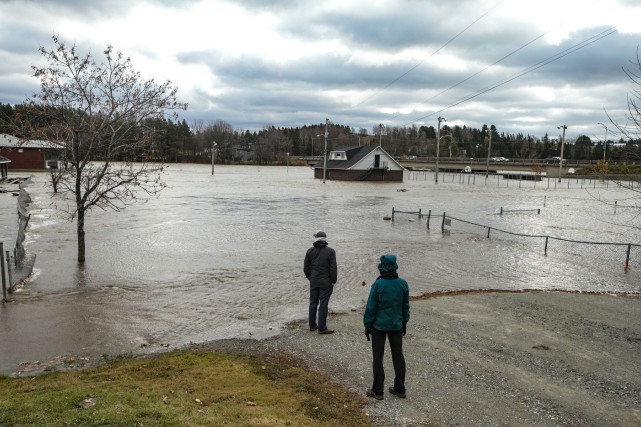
[{"left": 363, "top": 254, "right": 410, "bottom": 400}]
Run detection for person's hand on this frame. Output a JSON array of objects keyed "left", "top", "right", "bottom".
[
  {"left": 402, "top": 323, "right": 407, "bottom": 336},
  {"left": 365, "top": 329, "right": 371, "bottom": 341}
]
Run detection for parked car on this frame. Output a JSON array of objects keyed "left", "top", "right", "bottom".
[
  {"left": 492, "top": 157, "right": 509, "bottom": 162},
  {"left": 544, "top": 157, "right": 566, "bottom": 164}
]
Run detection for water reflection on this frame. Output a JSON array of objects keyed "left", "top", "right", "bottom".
[{"left": 1, "top": 164, "right": 639, "bottom": 373}]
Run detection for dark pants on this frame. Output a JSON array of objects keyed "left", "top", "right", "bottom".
[
  {"left": 309, "top": 285, "right": 333, "bottom": 331},
  {"left": 370, "top": 329, "right": 405, "bottom": 395}
]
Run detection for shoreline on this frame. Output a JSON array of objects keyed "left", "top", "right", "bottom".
[{"left": 6, "top": 290, "right": 640, "bottom": 426}]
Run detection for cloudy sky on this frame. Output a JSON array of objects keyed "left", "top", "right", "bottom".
[{"left": 1, "top": 0, "right": 640, "bottom": 140}]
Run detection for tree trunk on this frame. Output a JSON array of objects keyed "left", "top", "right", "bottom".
[
  {"left": 50, "top": 169, "right": 59, "bottom": 193},
  {"left": 77, "top": 207, "right": 86, "bottom": 263}
]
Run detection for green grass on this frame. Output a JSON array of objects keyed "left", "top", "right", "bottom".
[{"left": 0, "top": 350, "right": 372, "bottom": 426}]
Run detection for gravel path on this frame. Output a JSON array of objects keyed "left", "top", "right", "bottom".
[{"left": 199, "top": 290, "right": 641, "bottom": 426}]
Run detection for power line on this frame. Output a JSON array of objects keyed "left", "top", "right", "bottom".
[
  {"left": 408, "top": 30, "right": 553, "bottom": 114},
  {"left": 403, "top": 0, "right": 607, "bottom": 117},
  {"left": 352, "top": 0, "right": 505, "bottom": 109},
  {"left": 405, "top": 26, "right": 618, "bottom": 126}
]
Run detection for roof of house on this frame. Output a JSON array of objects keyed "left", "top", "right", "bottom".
[
  {"left": 0, "top": 133, "right": 59, "bottom": 149},
  {"left": 0, "top": 156, "right": 10, "bottom": 164},
  {"left": 314, "top": 145, "right": 401, "bottom": 170}
]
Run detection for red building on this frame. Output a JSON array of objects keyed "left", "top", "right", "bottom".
[{"left": 0, "top": 134, "right": 63, "bottom": 171}]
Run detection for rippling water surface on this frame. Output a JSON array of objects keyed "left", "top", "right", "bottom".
[{"left": 1, "top": 164, "right": 639, "bottom": 372}]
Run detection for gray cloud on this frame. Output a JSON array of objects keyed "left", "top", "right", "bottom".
[{"left": 0, "top": 0, "right": 639, "bottom": 139}]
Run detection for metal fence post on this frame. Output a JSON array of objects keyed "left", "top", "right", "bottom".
[
  {"left": 426, "top": 210, "right": 431, "bottom": 229},
  {"left": 392, "top": 207, "right": 395, "bottom": 221},
  {"left": 5, "top": 251, "right": 12, "bottom": 291},
  {"left": 625, "top": 244, "right": 631, "bottom": 271},
  {"left": 545, "top": 237, "right": 549, "bottom": 255},
  {"left": 1, "top": 242, "right": 7, "bottom": 302},
  {"left": 441, "top": 212, "right": 446, "bottom": 232}
]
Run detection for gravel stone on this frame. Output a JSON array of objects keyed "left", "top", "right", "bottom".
[{"left": 197, "top": 291, "right": 641, "bottom": 426}]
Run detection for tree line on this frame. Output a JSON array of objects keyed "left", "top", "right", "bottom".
[{"left": 3, "top": 101, "right": 640, "bottom": 164}]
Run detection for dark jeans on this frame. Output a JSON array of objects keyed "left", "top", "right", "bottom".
[
  {"left": 370, "top": 329, "right": 405, "bottom": 395},
  {"left": 309, "top": 285, "right": 333, "bottom": 331}
]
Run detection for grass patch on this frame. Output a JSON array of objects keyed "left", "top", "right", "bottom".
[
  {"left": 578, "top": 164, "right": 641, "bottom": 175},
  {"left": 0, "top": 350, "right": 372, "bottom": 426}
]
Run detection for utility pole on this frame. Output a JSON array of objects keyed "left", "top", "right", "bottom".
[
  {"left": 485, "top": 128, "right": 492, "bottom": 178},
  {"left": 597, "top": 122, "right": 608, "bottom": 162},
  {"left": 558, "top": 125, "right": 567, "bottom": 182},
  {"left": 322, "top": 118, "right": 329, "bottom": 183},
  {"left": 211, "top": 141, "right": 217, "bottom": 175},
  {"left": 378, "top": 123, "right": 384, "bottom": 147},
  {"left": 435, "top": 117, "right": 445, "bottom": 184}
]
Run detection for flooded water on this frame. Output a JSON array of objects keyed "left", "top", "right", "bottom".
[{"left": 1, "top": 164, "right": 640, "bottom": 373}]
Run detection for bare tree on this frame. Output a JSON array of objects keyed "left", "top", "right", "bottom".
[
  {"left": 605, "top": 47, "right": 641, "bottom": 194},
  {"left": 24, "top": 35, "right": 186, "bottom": 262},
  {"left": 614, "top": 47, "right": 641, "bottom": 141}
]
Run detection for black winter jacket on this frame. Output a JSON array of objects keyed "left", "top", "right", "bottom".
[{"left": 304, "top": 240, "right": 337, "bottom": 288}]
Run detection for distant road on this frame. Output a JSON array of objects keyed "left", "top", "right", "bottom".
[
  {"left": 290, "top": 156, "right": 593, "bottom": 174},
  {"left": 396, "top": 158, "right": 583, "bottom": 174}
]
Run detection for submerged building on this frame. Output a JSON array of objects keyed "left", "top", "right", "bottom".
[{"left": 313, "top": 145, "right": 404, "bottom": 182}]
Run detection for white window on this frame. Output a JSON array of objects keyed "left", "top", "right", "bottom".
[{"left": 329, "top": 151, "right": 347, "bottom": 160}]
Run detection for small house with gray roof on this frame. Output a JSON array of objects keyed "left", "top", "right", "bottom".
[{"left": 313, "top": 145, "right": 404, "bottom": 181}]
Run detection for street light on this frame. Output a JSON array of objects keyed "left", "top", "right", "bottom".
[
  {"left": 597, "top": 122, "right": 608, "bottom": 162},
  {"left": 211, "top": 141, "right": 217, "bottom": 175},
  {"left": 485, "top": 128, "right": 492, "bottom": 178},
  {"left": 435, "top": 117, "right": 445, "bottom": 184},
  {"left": 557, "top": 125, "right": 567, "bottom": 182},
  {"left": 322, "top": 118, "right": 329, "bottom": 184}
]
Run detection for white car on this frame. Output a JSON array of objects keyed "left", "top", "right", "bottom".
[
  {"left": 544, "top": 157, "right": 566, "bottom": 164},
  {"left": 492, "top": 157, "right": 509, "bottom": 162}
]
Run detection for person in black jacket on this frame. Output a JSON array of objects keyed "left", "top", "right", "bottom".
[{"left": 304, "top": 231, "right": 337, "bottom": 334}]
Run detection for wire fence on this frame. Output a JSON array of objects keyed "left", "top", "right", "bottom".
[
  {"left": 390, "top": 207, "right": 641, "bottom": 275},
  {"left": 406, "top": 170, "right": 641, "bottom": 191},
  {"left": 444, "top": 214, "right": 640, "bottom": 272}
]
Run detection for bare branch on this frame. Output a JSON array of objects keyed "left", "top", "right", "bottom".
[{"left": 23, "top": 35, "right": 186, "bottom": 262}]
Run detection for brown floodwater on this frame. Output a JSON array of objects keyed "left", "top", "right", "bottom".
[{"left": 0, "top": 164, "right": 639, "bottom": 374}]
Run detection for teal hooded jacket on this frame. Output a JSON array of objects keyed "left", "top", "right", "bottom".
[{"left": 363, "top": 255, "right": 410, "bottom": 332}]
